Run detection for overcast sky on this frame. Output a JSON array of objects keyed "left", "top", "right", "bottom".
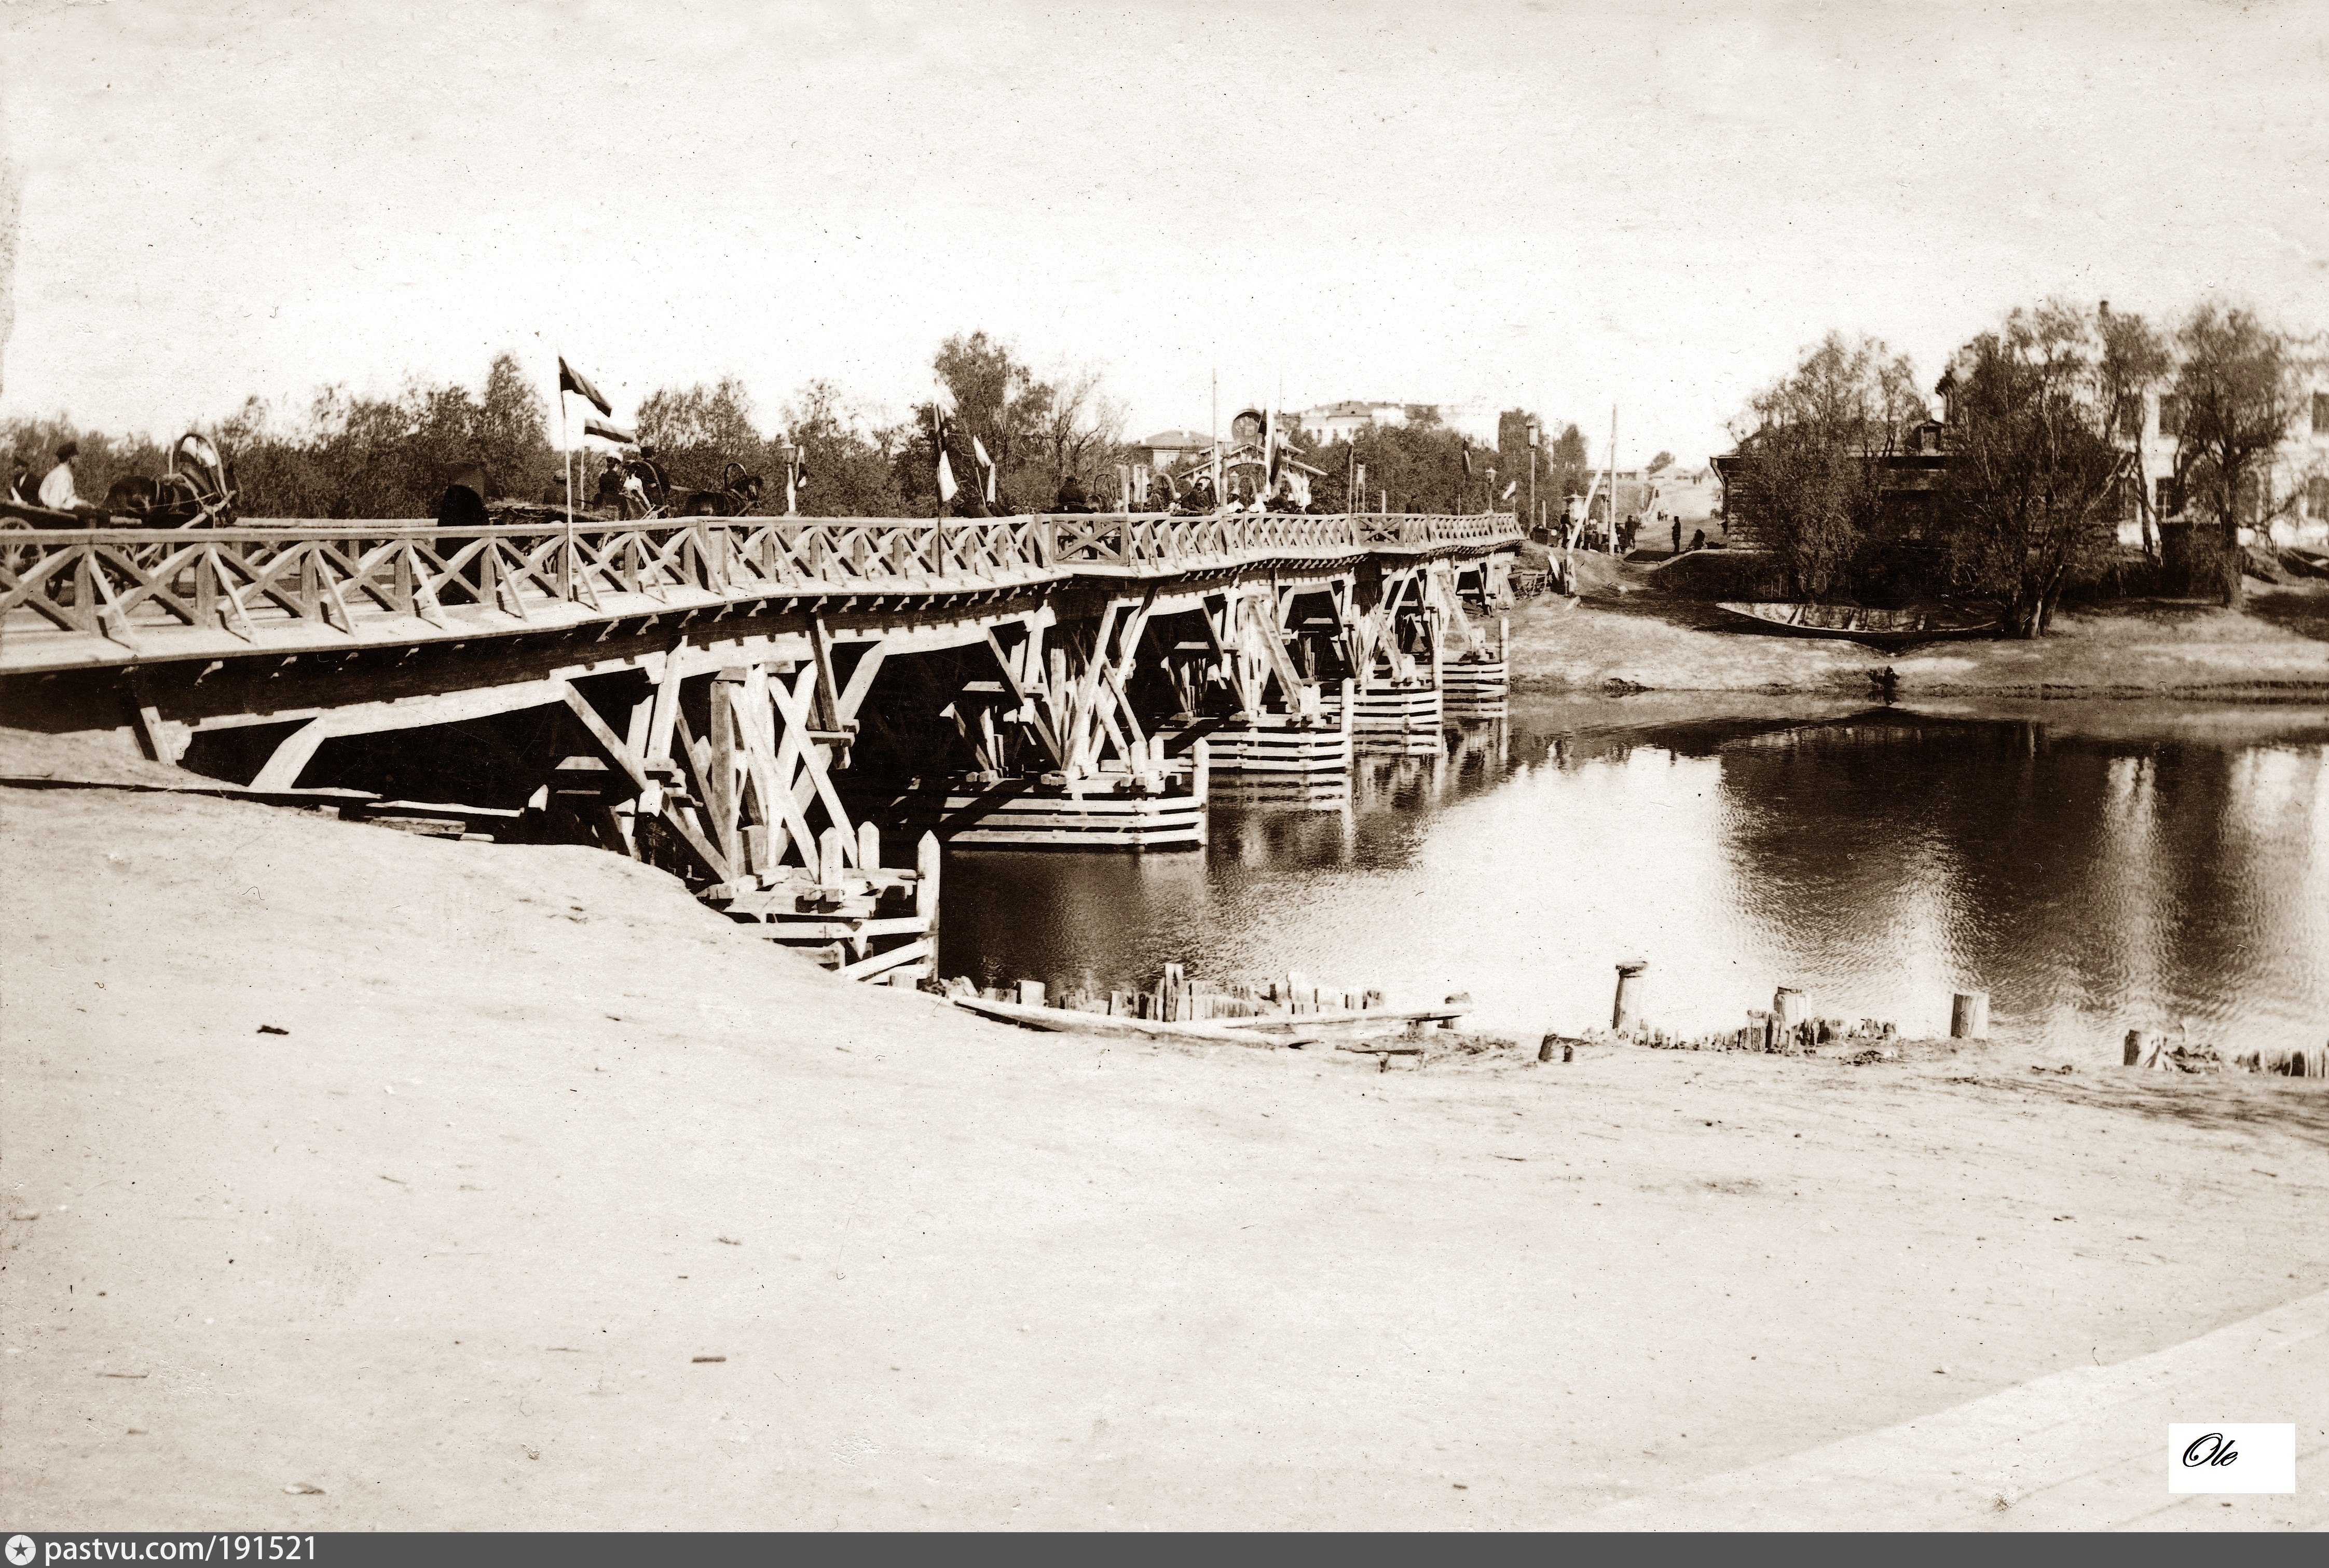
[{"left": 4, "top": 0, "right": 2324, "bottom": 469}]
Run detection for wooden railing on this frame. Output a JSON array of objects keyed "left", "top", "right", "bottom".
[{"left": 0, "top": 511, "right": 1519, "bottom": 668}]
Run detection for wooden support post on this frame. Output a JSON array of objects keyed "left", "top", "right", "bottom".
[
  {"left": 1017, "top": 978, "right": 1047, "bottom": 1007},
  {"left": 857, "top": 819, "right": 882, "bottom": 871},
  {"left": 623, "top": 690, "right": 657, "bottom": 812},
  {"left": 708, "top": 668, "right": 744, "bottom": 870},
  {"left": 915, "top": 831, "right": 942, "bottom": 969},
  {"left": 647, "top": 640, "right": 687, "bottom": 766},
  {"left": 819, "top": 824, "right": 852, "bottom": 886},
  {"left": 1950, "top": 991, "right": 1989, "bottom": 1040},
  {"left": 122, "top": 668, "right": 173, "bottom": 764},
  {"left": 742, "top": 823, "right": 772, "bottom": 876},
  {"left": 731, "top": 668, "right": 822, "bottom": 873},
  {"left": 2122, "top": 1028, "right": 2146, "bottom": 1067},
  {"left": 250, "top": 717, "right": 328, "bottom": 791},
  {"left": 806, "top": 616, "right": 842, "bottom": 733},
  {"left": 1612, "top": 960, "right": 1647, "bottom": 1034},
  {"left": 1772, "top": 986, "right": 1805, "bottom": 1044}
]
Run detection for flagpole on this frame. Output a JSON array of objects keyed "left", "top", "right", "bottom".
[
  {"left": 1608, "top": 404, "right": 1618, "bottom": 555},
  {"left": 559, "top": 360, "right": 573, "bottom": 602},
  {"left": 1210, "top": 370, "right": 1220, "bottom": 511}
]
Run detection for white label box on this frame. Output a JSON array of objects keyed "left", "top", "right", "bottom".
[{"left": 2167, "top": 1424, "right": 2297, "bottom": 1493}]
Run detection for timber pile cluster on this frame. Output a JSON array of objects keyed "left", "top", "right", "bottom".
[
  {"left": 934, "top": 962, "right": 1406, "bottom": 1023},
  {"left": 2123, "top": 1029, "right": 2329, "bottom": 1077},
  {"left": 936, "top": 966, "right": 1473, "bottom": 1066},
  {"left": 1622, "top": 1017, "right": 1899, "bottom": 1056}
]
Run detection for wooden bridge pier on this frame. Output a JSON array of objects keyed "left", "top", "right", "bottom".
[{"left": 1152, "top": 582, "right": 1354, "bottom": 808}]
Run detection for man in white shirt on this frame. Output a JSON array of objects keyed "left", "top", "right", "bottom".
[{"left": 37, "top": 442, "right": 81, "bottom": 511}]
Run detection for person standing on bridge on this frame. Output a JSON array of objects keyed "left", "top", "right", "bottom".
[{"left": 38, "top": 442, "right": 84, "bottom": 512}]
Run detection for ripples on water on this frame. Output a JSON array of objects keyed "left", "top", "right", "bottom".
[{"left": 938, "top": 699, "right": 2329, "bottom": 1058}]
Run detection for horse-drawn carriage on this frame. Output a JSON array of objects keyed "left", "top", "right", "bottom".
[
  {"left": 582, "top": 453, "right": 766, "bottom": 520},
  {"left": 2, "top": 433, "right": 237, "bottom": 530}
]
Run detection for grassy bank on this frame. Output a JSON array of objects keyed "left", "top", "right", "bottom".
[
  {"left": 1502, "top": 552, "right": 2329, "bottom": 697},
  {"left": 5, "top": 732, "right": 2326, "bottom": 1528}
]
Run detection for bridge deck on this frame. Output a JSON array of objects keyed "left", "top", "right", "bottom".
[{"left": 0, "top": 511, "right": 1521, "bottom": 675}]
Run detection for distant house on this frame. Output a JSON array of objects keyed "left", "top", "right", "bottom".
[
  {"left": 2107, "top": 380, "right": 2329, "bottom": 545},
  {"left": 1129, "top": 429, "right": 1215, "bottom": 473},
  {"left": 1293, "top": 402, "right": 1408, "bottom": 444},
  {"left": 1711, "top": 365, "right": 2329, "bottom": 551},
  {"left": 1289, "top": 400, "right": 1501, "bottom": 447},
  {"left": 1709, "top": 419, "right": 1949, "bottom": 543}
]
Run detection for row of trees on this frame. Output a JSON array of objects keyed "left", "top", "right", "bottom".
[
  {"left": 1725, "top": 303, "right": 2323, "bottom": 631},
  {"left": 10, "top": 328, "right": 1615, "bottom": 524},
  {"left": 2, "top": 337, "right": 1131, "bottom": 521}
]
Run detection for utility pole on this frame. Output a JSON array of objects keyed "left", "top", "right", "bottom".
[
  {"left": 1528, "top": 420, "right": 1539, "bottom": 536},
  {"left": 1607, "top": 405, "right": 1619, "bottom": 554}
]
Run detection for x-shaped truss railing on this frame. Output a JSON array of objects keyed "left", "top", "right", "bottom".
[{"left": 1, "top": 511, "right": 1519, "bottom": 666}]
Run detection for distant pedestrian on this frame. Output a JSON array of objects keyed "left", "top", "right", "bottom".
[
  {"left": 1672, "top": 517, "right": 1682, "bottom": 556},
  {"left": 1689, "top": 527, "right": 1706, "bottom": 552}
]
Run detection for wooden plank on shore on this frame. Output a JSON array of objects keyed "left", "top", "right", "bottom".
[
  {"left": 733, "top": 915, "right": 931, "bottom": 940},
  {"left": 947, "top": 994, "right": 1321, "bottom": 1049},
  {"left": 836, "top": 938, "right": 931, "bottom": 982}
]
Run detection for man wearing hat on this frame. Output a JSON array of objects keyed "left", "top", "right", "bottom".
[{"left": 38, "top": 442, "right": 83, "bottom": 511}]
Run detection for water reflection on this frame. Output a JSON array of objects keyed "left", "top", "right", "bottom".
[{"left": 937, "top": 699, "right": 2329, "bottom": 1056}]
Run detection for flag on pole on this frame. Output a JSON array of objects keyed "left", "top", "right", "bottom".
[
  {"left": 558, "top": 358, "right": 613, "bottom": 417},
  {"left": 972, "top": 435, "right": 997, "bottom": 503},
  {"left": 1461, "top": 443, "right": 1474, "bottom": 477},
  {"left": 931, "top": 386, "right": 958, "bottom": 507},
  {"left": 1501, "top": 479, "right": 1518, "bottom": 501},
  {"left": 583, "top": 415, "right": 636, "bottom": 444}
]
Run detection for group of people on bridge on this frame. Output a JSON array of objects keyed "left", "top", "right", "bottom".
[{"left": 933, "top": 470, "right": 1328, "bottom": 520}]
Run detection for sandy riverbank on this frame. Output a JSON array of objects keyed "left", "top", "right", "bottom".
[
  {"left": 5, "top": 731, "right": 2326, "bottom": 1529},
  {"left": 1501, "top": 552, "right": 2329, "bottom": 697}
]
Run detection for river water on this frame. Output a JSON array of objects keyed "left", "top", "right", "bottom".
[{"left": 935, "top": 698, "right": 2329, "bottom": 1059}]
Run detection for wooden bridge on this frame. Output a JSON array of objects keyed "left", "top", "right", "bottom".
[{"left": 3, "top": 510, "right": 1523, "bottom": 984}]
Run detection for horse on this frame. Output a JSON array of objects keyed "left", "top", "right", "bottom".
[
  {"left": 100, "top": 433, "right": 237, "bottom": 527},
  {"left": 104, "top": 471, "right": 206, "bottom": 525},
  {"left": 675, "top": 463, "right": 765, "bottom": 517}
]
